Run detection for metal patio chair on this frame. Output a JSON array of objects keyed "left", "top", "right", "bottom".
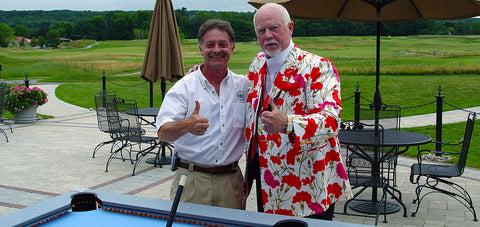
[
  {"left": 0, "top": 82, "right": 13, "bottom": 142},
  {"left": 410, "top": 112, "right": 477, "bottom": 222},
  {"left": 104, "top": 97, "right": 160, "bottom": 176},
  {"left": 340, "top": 121, "right": 390, "bottom": 225},
  {"left": 349, "top": 103, "right": 401, "bottom": 187},
  {"left": 92, "top": 90, "right": 117, "bottom": 158}
]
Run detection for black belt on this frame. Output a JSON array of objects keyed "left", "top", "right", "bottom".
[{"left": 178, "top": 160, "right": 238, "bottom": 174}]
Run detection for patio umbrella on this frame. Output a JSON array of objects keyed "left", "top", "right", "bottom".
[
  {"left": 141, "top": 0, "right": 185, "bottom": 107},
  {"left": 248, "top": 0, "right": 480, "bottom": 126},
  {"left": 141, "top": 0, "right": 184, "bottom": 165}
]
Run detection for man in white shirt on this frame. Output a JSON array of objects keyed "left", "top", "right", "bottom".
[{"left": 156, "top": 19, "right": 247, "bottom": 209}]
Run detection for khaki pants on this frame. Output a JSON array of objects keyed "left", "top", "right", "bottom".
[{"left": 170, "top": 164, "right": 244, "bottom": 210}]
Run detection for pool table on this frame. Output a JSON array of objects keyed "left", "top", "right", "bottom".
[{"left": 0, "top": 190, "right": 368, "bottom": 227}]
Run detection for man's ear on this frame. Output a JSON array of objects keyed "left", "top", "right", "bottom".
[{"left": 288, "top": 21, "right": 294, "bottom": 35}]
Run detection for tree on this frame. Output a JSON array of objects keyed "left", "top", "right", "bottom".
[
  {"left": 190, "top": 11, "right": 213, "bottom": 39},
  {"left": 133, "top": 10, "right": 151, "bottom": 39},
  {"left": 73, "top": 18, "right": 94, "bottom": 40},
  {"left": 30, "top": 36, "right": 38, "bottom": 47},
  {"left": 14, "top": 25, "right": 29, "bottom": 37},
  {"left": 50, "top": 21, "right": 74, "bottom": 38},
  {"left": 0, "top": 32, "right": 8, "bottom": 47},
  {"left": 89, "top": 16, "right": 109, "bottom": 40},
  {"left": 111, "top": 13, "right": 134, "bottom": 40},
  {"left": 37, "top": 36, "right": 47, "bottom": 48},
  {"left": 46, "top": 30, "right": 61, "bottom": 48},
  {"left": 473, "top": 21, "right": 480, "bottom": 35},
  {"left": 0, "top": 24, "right": 13, "bottom": 47}
]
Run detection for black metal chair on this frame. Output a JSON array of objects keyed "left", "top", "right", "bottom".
[
  {"left": 410, "top": 112, "right": 477, "bottom": 221},
  {"left": 105, "top": 97, "right": 160, "bottom": 176},
  {"left": 92, "top": 91, "right": 117, "bottom": 158},
  {"left": 341, "top": 121, "right": 389, "bottom": 225},
  {"left": 0, "top": 82, "right": 13, "bottom": 142},
  {"left": 351, "top": 103, "right": 401, "bottom": 187}
]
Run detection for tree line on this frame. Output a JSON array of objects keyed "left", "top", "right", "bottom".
[{"left": 1, "top": 9, "right": 480, "bottom": 48}]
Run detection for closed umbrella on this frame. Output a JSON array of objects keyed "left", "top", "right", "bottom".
[
  {"left": 248, "top": 0, "right": 480, "bottom": 126},
  {"left": 141, "top": 0, "right": 185, "bottom": 165},
  {"left": 141, "top": 0, "right": 185, "bottom": 107}
]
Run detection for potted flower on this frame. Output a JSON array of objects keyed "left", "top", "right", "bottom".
[{"left": 7, "top": 85, "right": 48, "bottom": 123}]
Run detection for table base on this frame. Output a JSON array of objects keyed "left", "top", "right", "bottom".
[
  {"left": 348, "top": 200, "right": 400, "bottom": 214},
  {"left": 146, "top": 156, "right": 172, "bottom": 165}
]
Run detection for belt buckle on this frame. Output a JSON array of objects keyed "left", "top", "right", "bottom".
[{"left": 188, "top": 162, "right": 195, "bottom": 172}]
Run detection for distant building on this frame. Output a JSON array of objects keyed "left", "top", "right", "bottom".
[
  {"left": 15, "top": 36, "right": 31, "bottom": 46},
  {"left": 60, "top": 37, "right": 72, "bottom": 43}
]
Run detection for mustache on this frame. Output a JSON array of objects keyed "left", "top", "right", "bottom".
[
  {"left": 209, "top": 52, "right": 226, "bottom": 58},
  {"left": 264, "top": 40, "right": 279, "bottom": 46}
]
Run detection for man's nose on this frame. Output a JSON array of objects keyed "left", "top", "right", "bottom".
[
  {"left": 264, "top": 29, "right": 274, "bottom": 39},
  {"left": 212, "top": 44, "right": 222, "bottom": 51}
]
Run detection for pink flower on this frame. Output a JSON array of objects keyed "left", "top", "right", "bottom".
[{"left": 263, "top": 169, "right": 280, "bottom": 188}]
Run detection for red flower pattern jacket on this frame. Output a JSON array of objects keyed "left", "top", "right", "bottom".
[{"left": 245, "top": 45, "right": 352, "bottom": 217}]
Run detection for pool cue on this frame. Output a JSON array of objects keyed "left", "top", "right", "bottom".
[{"left": 166, "top": 174, "right": 187, "bottom": 227}]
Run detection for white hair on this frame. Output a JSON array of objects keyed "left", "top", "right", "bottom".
[{"left": 253, "top": 3, "right": 292, "bottom": 27}]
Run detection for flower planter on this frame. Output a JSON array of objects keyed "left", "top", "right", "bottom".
[{"left": 13, "top": 104, "right": 38, "bottom": 124}]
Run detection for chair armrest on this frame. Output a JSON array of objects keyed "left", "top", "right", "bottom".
[
  {"left": 418, "top": 149, "right": 461, "bottom": 156},
  {"left": 429, "top": 139, "right": 464, "bottom": 146}
]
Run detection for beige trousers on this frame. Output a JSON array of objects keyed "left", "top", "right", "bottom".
[{"left": 170, "top": 165, "right": 244, "bottom": 210}]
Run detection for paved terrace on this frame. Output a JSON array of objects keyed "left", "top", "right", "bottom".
[{"left": 1, "top": 84, "right": 479, "bottom": 226}]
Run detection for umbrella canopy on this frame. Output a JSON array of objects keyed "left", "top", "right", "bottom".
[
  {"left": 248, "top": 0, "right": 480, "bottom": 125},
  {"left": 141, "top": 0, "right": 185, "bottom": 84},
  {"left": 248, "top": 0, "right": 480, "bottom": 23}
]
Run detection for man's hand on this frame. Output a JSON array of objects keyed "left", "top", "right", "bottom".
[
  {"left": 187, "top": 63, "right": 202, "bottom": 74},
  {"left": 260, "top": 97, "right": 287, "bottom": 134},
  {"left": 187, "top": 100, "right": 209, "bottom": 135}
]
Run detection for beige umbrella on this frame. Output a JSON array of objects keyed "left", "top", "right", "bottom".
[
  {"left": 248, "top": 0, "right": 480, "bottom": 125},
  {"left": 141, "top": 0, "right": 184, "bottom": 165},
  {"left": 248, "top": 0, "right": 480, "bottom": 22},
  {"left": 141, "top": 0, "right": 185, "bottom": 107}
]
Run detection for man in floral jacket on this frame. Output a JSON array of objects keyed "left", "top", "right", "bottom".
[{"left": 244, "top": 3, "right": 352, "bottom": 220}]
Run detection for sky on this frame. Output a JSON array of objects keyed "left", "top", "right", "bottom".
[{"left": 0, "top": 0, "right": 257, "bottom": 12}]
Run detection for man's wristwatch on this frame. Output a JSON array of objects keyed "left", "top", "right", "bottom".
[{"left": 285, "top": 115, "right": 293, "bottom": 134}]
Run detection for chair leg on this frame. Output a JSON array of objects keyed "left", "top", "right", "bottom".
[
  {"left": 131, "top": 142, "right": 159, "bottom": 176},
  {"left": 92, "top": 139, "right": 115, "bottom": 158},
  {"left": 1, "top": 120, "right": 13, "bottom": 133},
  {"left": 105, "top": 142, "right": 130, "bottom": 172},
  {"left": 411, "top": 181, "right": 426, "bottom": 217},
  {"left": 386, "top": 185, "right": 407, "bottom": 217},
  {"left": 411, "top": 177, "right": 478, "bottom": 221},
  {"left": 0, "top": 128, "right": 8, "bottom": 142}
]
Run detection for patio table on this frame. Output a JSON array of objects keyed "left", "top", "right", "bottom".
[{"left": 339, "top": 129, "right": 431, "bottom": 215}]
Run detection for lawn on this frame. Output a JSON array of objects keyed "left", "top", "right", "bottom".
[{"left": 1, "top": 35, "right": 479, "bottom": 167}]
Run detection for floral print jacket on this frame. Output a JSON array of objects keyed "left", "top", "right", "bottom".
[{"left": 245, "top": 45, "right": 352, "bottom": 217}]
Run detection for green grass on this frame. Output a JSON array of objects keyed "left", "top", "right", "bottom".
[{"left": 1, "top": 36, "right": 479, "bottom": 168}]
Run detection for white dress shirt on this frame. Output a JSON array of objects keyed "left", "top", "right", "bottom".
[{"left": 156, "top": 68, "right": 247, "bottom": 166}]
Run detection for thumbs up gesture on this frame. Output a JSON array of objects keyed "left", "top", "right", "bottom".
[
  {"left": 260, "top": 97, "right": 288, "bottom": 134},
  {"left": 188, "top": 100, "right": 209, "bottom": 135}
]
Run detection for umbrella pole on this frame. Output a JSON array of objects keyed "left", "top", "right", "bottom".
[
  {"left": 150, "top": 82, "right": 154, "bottom": 107},
  {"left": 372, "top": 6, "right": 382, "bottom": 204},
  {"left": 374, "top": 7, "right": 382, "bottom": 127},
  {"left": 161, "top": 78, "right": 166, "bottom": 101}
]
